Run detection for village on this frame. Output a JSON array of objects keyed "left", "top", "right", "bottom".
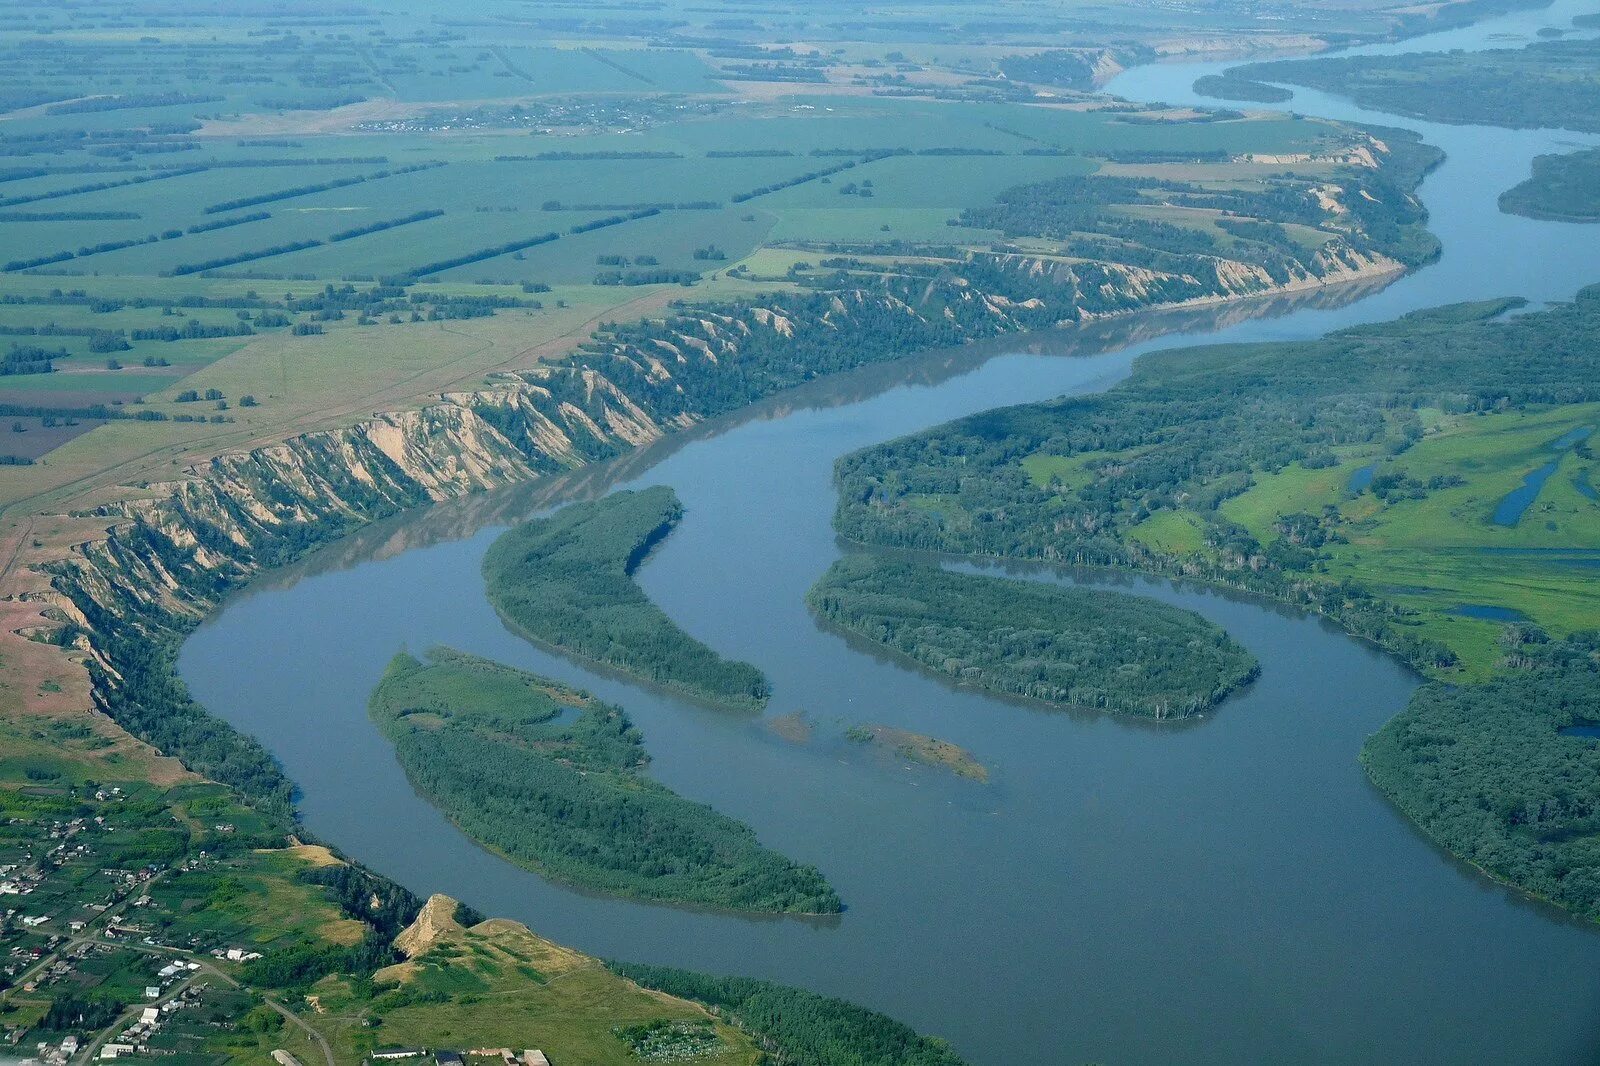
[{"left": 0, "top": 777, "right": 299, "bottom": 1065}]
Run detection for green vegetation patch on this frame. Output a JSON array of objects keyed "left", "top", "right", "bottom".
[
  {"left": 833, "top": 294, "right": 1600, "bottom": 673},
  {"left": 1362, "top": 630, "right": 1600, "bottom": 921},
  {"left": 1499, "top": 147, "right": 1600, "bottom": 222},
  {"left": 482, "top": 487, "right": 770, "bottom": 709},
  {"left": 368, "top": 648, "right": 838, "bottom": 914},
  {"left": 614, "top": 1018, "right": 726, "bottom": 1062},
  {"left": 808, "top": 556, "right": 1258, "bottom": 718},
  {"left": 607, "top": 964, "right": 967, "bottom": 1066},
  {"left": 1191, "top": 74, "right": 1294, "bottom": 104},
  {"left": 830, "top": 289, "right": 1600, "bottom": 921},
  {"left": 1237, "top": 38, "right": 1600, "bottom": 132}
]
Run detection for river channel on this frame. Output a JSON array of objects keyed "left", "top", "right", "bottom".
[{"left": 181, "top": 4, "right": 1600, "bottom": 1062}]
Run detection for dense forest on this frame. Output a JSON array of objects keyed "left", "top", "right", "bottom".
[
  {"left": 369, "top": 648, "right": 839, "bottom": 914},
  {"left": 1363, "top": 630, "right": 1600, "bottom": 920},
  {"left": 608, "top": 964, "right": 967, "bottom": 1066},
  {"left": 481, "top": 487, "right": 771, "bottom": 709},
  {"left": 1498, "top": 147, "right": 1600, "bottom": 222},
  {"left": 1236, "top": 38, "right": 1600, "bottom": 132},
  {"left": 831, "top": 287, "right": 1600, "bottom": 920},
  {"left": 1191, "top": 74, "right": 1293, "bottom": 104},
  {"left": 807, "top": 556, "right": 1257, "bottom": 718}
]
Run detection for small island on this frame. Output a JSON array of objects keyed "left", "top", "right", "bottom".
[
  {"left": 807, "top": 556, "right": 1259, "bottom": 719},
  {"left": 846, "top": 725, "right": 989, "bottom": 782},
  {"left": 369, "top": 647, "right": 839, "bottom": 914},
  {"left": 482, "top": 486, "right": 770, "bottom": 709},
  {"left": 1191, "top": 74, "right": 1293, "bottom": 104}
]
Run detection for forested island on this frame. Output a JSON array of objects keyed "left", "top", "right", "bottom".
[
  {"left": 482, "top": 487, "right": 770, "bottom": 709},
  {"left": 832, "top": 287, "right": 1600, "bottom": 919},
  {"left": 1499, "top": 147, "right": 1600, "bottom": 222},
  {"left": 807, "top": 556, "right": 1258, "bottom": 718},
  {"left": 1191, "top": 74, "right": 1294, "bottom": 104},
  {"left": 1234, "top": 37, "right": 1600, "bottom": 132},
  {"left": 368, "top": 648, "right": 839, "bottom": 914}
]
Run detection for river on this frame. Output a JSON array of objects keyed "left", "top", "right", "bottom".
[{"left": 179, "top": 4, "right": 1600, "bottom": 1062}]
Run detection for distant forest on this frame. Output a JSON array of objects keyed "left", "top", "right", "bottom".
[
  {"left": 1236, "top": 38, "right": 1600, "bottom": 132},
  {"left": 1499, "top": 147, "right": 1600, "bottom": 222},
  {"left": 1191, "top": 74, "right": 1293, "bottom": 104}
]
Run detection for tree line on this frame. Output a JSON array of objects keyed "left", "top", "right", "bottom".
[{"left": 608, "top": 964, "right": 968, "bottom": 1066}]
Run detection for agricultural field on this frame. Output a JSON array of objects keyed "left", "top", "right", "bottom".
[{"left": 0, "top": 0, "right": 1444, "bottom": 515}]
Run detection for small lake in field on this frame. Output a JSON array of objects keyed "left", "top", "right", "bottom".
[
  {"left": 1494, "top": 460, "right": 1561, "bottom": 524},
  {"left": 1492, "top": 426, "right": 1595, "bottom": 525},
  {"left": 1449, "top": 603, "right": 1528, "bottom": 621}
]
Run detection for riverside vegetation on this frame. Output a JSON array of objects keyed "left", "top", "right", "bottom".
[
  {"left": 1499, "top": 147, "right": 1600, "bottom": 222},
  {"left": 832, "top": 289, "right": 1600, "bottom": 920},
  {"left": 809, "top": 556, "right": 1258, "bottom": 718},
  {"left": 1234, "top": 37, "right": 1600, "bottom": 133},
  {"left": 608, "top": 964, "right": 967, "bottom": 1066},
  {"left": 368, "top": 648, "right": 839, "bottom": 914},
  {"left": 1190, "top": 74, "right": 1294, "bottom": 104},
  {"left": 482, "top": 487, "right": 771, "bottom": 709}
]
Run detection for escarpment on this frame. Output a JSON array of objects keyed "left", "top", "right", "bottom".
[{"left": 37, "top": 260, "right": 1412, "bottom": 809}]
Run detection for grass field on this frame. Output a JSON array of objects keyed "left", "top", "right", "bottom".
[
  {"left": 1208, "top": 404, "right": 1600, "bottom": 674},
  {"left": 306, "top": 896, "right": 762, "bottom": 1064}
]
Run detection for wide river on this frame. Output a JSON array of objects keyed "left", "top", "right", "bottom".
[{"left": 182, "top": 4, "right": 1600, "bottom": 1063}]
